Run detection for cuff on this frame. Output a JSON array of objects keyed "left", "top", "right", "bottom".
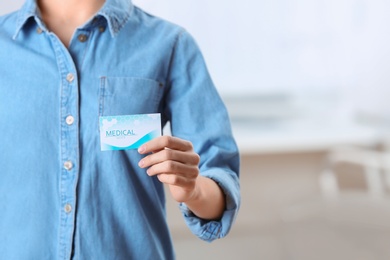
[{"left": 179, "top": 168, "right": 240, "bottom": 242}]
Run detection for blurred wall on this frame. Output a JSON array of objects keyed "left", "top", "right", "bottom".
[
  {"left": 0, "top": 1, "right": 23, "bottom": 14},
  {"left": 2, "top": 1, "right": 390, "bottom": 118},
  {"left": 134, "top": 0, "right": 390, "bottom": 120}
]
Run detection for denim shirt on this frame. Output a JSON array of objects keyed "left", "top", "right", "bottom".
[{"left": 0, "top": 0, "right": 240, "bottom": 259}]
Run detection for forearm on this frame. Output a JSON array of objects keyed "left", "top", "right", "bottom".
[{"left": 183, "top": 176, "right": 226, "bottom": 220}]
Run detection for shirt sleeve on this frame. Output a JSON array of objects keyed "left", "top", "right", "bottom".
[{"left": 164, "top": 29, "right": 240, "bottom": 242}]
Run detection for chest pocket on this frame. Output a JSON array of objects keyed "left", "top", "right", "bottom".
[{"left": 99, "top": 77, "right": 164, "bottom": 116}]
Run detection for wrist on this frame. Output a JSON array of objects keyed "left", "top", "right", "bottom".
[
  {"left": 182, "top": 176, "right": 225, "bottom": 220},
  {"left": 183, "top": 176, "right": 203, "bottom": 205}
]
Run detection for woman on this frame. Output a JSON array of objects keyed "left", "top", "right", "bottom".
[{"left": 0, "top": 0, "right": 240, "bottom": 259}]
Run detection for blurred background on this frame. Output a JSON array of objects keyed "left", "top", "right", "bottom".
[{"left": 3, "top": 1, "right": 390, "bottom": 259}]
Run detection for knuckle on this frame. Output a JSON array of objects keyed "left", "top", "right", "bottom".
[
  {"left": 171, "top": 176, "right": 180, "bottom": 185},
  {"left": 163, "top": 136, "right": 173, "bottom": 147},
  {"left": 166, "top": 160, "right": 177, "bottom": 171},
  {"left": 190, "top": 168, "right": 199, "bottom": 178},
  {"left": 163, "top": 149, "right": 174, "bottom": 160}
]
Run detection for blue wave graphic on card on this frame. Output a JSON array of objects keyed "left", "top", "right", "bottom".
[{"left": 99, "top": 114, "right": 161, "bottom": 151}]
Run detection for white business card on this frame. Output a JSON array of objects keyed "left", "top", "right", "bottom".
[{"left": 99, "top": 113, "right": 161, "bottom": 151}]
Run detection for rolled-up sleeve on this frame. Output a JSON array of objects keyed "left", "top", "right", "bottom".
[{"left": 164, "top": 29, "right": 240, "bottom": 242}]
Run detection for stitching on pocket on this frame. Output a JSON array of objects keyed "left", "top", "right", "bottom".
[
  {"left": 99, "top": 77, "right": 163, "bottom": 116},
  {"left": 99, "top": 76, "right": 106, "bottom": 116}
]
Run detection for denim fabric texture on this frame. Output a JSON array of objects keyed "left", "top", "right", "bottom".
[{"left": 0, "top": 0, "right": 240, "bottom": 259}]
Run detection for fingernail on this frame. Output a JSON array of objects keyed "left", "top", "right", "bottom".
[
  {"left": 138, "top": 145, "right": 145, "bottom": 153},
  {"left": 138, "top": 159, "right": 144, "bottom": 167}
]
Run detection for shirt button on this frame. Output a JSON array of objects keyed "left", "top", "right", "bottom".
[
  {"left": 66, "top": 115, "right": 75, "bottom": 125},
  {"left": 36, "top": 27, "right": 43, "bottom": 34},
  {"left": 99, "top": 26, "right": 106, "bottom": 33},
  {"left": 64, "top": 161, "right": 73, "bottom": 171},
  {"left": 66, "top": 73, "right": 75, "bottom": 83},
  {"left": 78, "top": 34, "right": 88, "bottom": 42},
  {"left": 64, "top": 204, "right": 72, "bottom": 213}
]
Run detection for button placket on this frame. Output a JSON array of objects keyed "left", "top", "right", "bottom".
[{"left": 49, "top": 31, "right": 81, "bottom": 260}]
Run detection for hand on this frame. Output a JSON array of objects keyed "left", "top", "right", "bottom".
[{"left": 138, "top": 136, "right": 201, "bottom": 203}]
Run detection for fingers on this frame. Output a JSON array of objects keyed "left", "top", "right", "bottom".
[
  {"left": 139, "top": 148, "right": 200, "bottom": 168},
  {"left": 156, "top": 171, "right": 197, "bottom": 187},
  {"left": 144, "top": 159, "right": 199, "bottom": 177},
  {"left": 137, "top": 136, "right": 200, "bottom": 189},
  {"left": 138, "top": 136, "right": 193, "bottom": 154},
  {"left": 139, "top": 150, "right": 199, "bottom": 181}
]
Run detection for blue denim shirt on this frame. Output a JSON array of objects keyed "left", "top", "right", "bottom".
[{"left": 0, "top": 0, "right": 240, "bottom": 259}]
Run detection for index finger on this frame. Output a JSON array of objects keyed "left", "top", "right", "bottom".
[{"left": 138, "top": 136, "right": 193, "bottom": 154}]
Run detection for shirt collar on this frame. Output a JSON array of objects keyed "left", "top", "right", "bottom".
[
  {"left": 97, "top": 0, "right": 134, "bottom": 37},
  {"left": 13, "top": 0, "right": 133, "bottom": 39},
  {"left": 13, "top": 0, "right": 39, "bottom": 39}
]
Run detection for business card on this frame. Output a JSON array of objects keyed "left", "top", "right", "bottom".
[{"left": 99, "top": 113, "right": 161, "bottom": 151}]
